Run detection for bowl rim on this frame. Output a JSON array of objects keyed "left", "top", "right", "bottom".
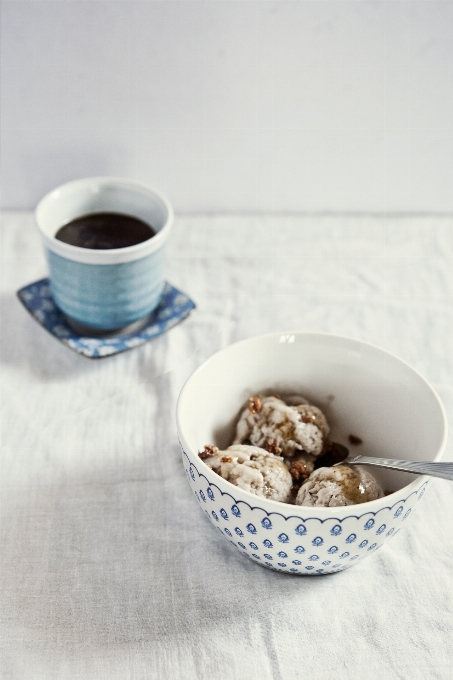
[{"left": 176, "top": 331, "right": 448, "bottom": 515}]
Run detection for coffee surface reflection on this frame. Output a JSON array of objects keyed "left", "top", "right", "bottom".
[{"left": 55, "top": 212, "right": 156, "bottom": 250}]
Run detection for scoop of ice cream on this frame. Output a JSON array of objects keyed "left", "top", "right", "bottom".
[
  {"left": 234, "top": 395, "right": 329, "bottom": 457},
  {"left": 199, "top": 444, "right": 292, "bottom": 502},
  {"left": 296, "top": 464, "right": 384, "bottom": 507}
]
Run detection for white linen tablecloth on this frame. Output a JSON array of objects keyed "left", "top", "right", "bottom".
[{"left": 1, "top": 211, "right": 452, "bottom": 679}]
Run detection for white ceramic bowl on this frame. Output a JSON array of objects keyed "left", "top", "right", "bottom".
[{"left": 176, "top": 333, "right": 447, "bottom": 575}]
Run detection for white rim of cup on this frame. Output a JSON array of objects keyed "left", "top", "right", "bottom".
[{"left": 35, "top": 177, "right": 174, "bottom": 265}]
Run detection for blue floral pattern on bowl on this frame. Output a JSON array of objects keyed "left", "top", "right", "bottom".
[
  {"left": 181, "top": 443, "right": 429, "bottom": 576},
  {"left": 17, "top": 278, "right": 196, "bottom": 358}
]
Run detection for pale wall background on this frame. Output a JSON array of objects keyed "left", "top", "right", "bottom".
[{"left": 1, "top": 0, "right": 453, "bottom": 213}]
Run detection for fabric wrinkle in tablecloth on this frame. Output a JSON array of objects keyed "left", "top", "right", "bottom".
[{"left": 1, "top": 212, "right": 452, "bottom": 679}]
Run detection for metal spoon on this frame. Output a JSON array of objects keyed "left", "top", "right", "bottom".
[{"left": 343, "top": 455, "right": 453, "bottom": 481}]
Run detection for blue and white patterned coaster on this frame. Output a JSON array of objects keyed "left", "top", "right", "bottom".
[{"left": 17, "top": 278, "right": 196, "bottom": 358}]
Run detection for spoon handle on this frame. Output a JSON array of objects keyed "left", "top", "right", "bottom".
[{"left": 345, "top": 455, "right": 453, "bottom": 481}]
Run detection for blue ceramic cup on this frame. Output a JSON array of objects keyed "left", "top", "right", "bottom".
[{"left": 35, "top": 177, "right": 173, "bottom": 333}]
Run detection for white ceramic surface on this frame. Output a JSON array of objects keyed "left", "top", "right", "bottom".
[{"left": 177, "top": 332, "right": 447, "bottom": 575}]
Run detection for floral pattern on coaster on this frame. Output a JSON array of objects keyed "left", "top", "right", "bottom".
[{"left": 17, "top": 278, "right": 196, "bottom": 358}]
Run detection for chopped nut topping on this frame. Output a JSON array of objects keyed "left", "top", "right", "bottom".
[
  {"left": 289, "top": 460, "right": 310, "bottom": 482},
  {"left": 348, "top": 434, "right": 363, "bottom": 446},
  {"left": 300, "top": 413, "right": 316, "bottom": 424},
  {"left": 248, "top": 396, "right": 262, "bottom": 414},
  {"left": 220, "top": 456, "right": 233, "bottom": 463},
  {"left": 264, "top": 438, "right": 282, "bottom": 455},
  {"left": 199, "top": 444, "right": 218, "bottom": 460},
  {"left": 273, "top": 393, "right": 282, "bottom": 400}
]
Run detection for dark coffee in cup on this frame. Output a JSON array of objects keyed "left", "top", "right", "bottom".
[{"left": 55, "top": 212, "right": 156, "bottom": 250}]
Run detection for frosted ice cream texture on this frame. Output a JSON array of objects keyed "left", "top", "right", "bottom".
[{"left": 199, "top": 394, "right": 383, "bottom": 508}]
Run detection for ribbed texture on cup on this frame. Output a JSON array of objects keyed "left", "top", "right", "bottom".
[{"left": 47, "top": 247, "right": 166, "bottom": 330}]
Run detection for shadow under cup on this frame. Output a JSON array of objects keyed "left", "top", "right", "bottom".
[{"left": 35, "top": 178, "right": 173, "bottom": 333}]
